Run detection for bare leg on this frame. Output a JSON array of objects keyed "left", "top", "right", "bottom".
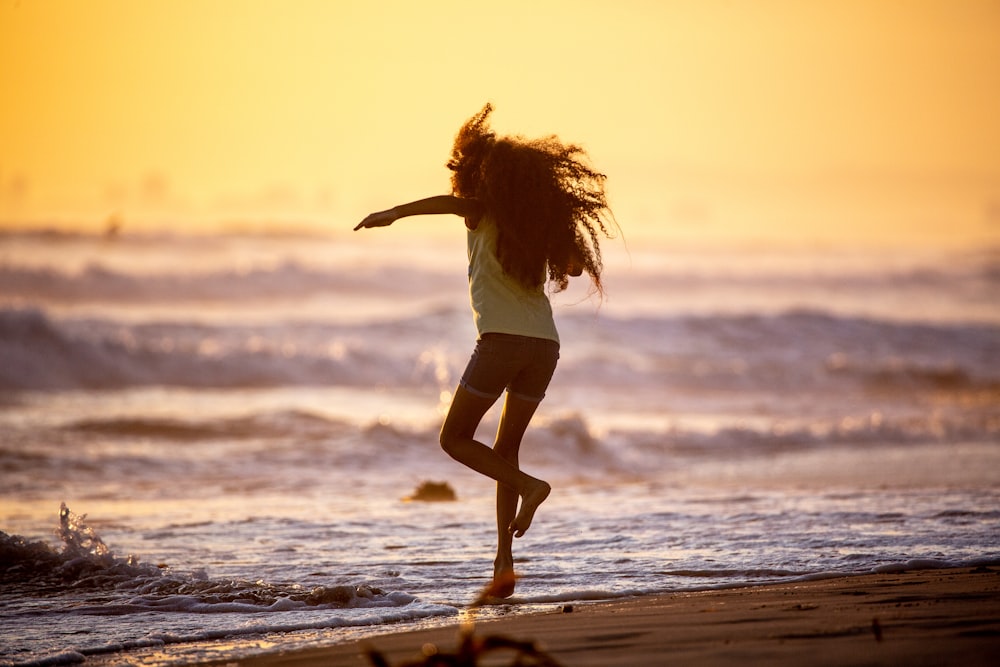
[
  {"left": 490, "top": 392, "right": 545, "bottom": 597},
  {"left": 493, "top": 479, "right": 518, "bottom": 597},
  {"left": 493, "top": 392, "right": 551, "bottom": 538},
  {"left": 440, "top": 386, "right": 551, "bottom": 536}
]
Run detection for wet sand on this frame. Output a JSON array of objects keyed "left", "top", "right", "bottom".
[{"left": 203, "top": 567, "right": 999, "bottom": 666}]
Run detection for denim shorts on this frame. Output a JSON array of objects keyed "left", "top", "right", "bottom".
[{"left": 459, "top": 333, "right": 560, "bottom": 403}]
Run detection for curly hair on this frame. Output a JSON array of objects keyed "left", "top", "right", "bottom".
[{"left": 446, "top": 104, "right": 617, "bottom": 296}]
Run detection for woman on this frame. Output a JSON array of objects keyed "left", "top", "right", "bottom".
[{"left": 355, "top": 104, "right": 616, "bottom": 598}]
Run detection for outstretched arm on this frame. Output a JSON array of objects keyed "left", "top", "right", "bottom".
[{"left": 354, "top": 195, "right": 481, "bottom": 231}]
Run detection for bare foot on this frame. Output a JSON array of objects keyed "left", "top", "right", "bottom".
[
  {"left": 489, "top": 562, "right": 516, "bottom": 599},
  {"left": 509, "top": 480, "right": 551, "bottom": 538},
  {"left": 470, "top": 560, "right": 515, "bottom": 605}
]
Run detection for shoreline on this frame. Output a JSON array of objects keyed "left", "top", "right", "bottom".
[{"left": 197, "top": 566, "right": 1000, "bottom": 667}]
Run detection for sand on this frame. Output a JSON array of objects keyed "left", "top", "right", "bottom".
[{"left": 202, "top": 567, "right": 999, "bottom": 666}]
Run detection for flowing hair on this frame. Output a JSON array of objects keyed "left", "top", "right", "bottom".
[{"left": 446, "top": 104, "right": 617, "bottom": 296}]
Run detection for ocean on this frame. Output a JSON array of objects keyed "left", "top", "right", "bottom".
[{"left": 1, "top": 227, "right": 998, "bottom": 666}]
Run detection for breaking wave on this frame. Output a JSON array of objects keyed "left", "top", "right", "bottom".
[
  {"left": 0, "top": 307, "right": 451, "bottom": 391},
  {"left": 1, "top": 506, "right": 456, "bottom": 667},
  {"left": 2, "top": 307, "right": 997, "bottom": 394},
  {"left": 2, "top": 407, "right": 992, "bottom": 487},
  {"left": 0, "top": 504, "right": 420, "bottom": 613}
]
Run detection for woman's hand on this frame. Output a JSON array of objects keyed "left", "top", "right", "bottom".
[{"left": 354, "top": 209, "right": 397, "bottom": 231}]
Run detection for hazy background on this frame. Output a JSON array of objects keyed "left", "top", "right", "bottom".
[{"left": 1, "top": 0, "right": 998, "bottom": 247}]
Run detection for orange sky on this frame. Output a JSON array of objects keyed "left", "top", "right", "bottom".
[{"left": 1, "top": 0, "right": 998, "bottom": 246}]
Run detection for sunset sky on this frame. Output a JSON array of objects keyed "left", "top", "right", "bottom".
[{"left": 1, "top": 0, "right": 998, "bottom": 246}]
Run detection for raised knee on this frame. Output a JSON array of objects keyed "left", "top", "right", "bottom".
[{"left": 438, "top": 427, "right": 458, "bottom": 457}]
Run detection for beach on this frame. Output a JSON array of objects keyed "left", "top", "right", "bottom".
[
  {"left": 2, "top": 230, "right": 997, "bottom": 666},
  {"left": 200, "top": 567, "right": 1000, "bottom": 667},
  {"left": 4, "top": 3, "right": 999, "bottom": 665}
]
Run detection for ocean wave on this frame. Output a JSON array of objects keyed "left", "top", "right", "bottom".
[
  {"left": 64, "top": 410, "right": 348, "bottom": 442},
  {"left": 11, "top": 400, "right": 987, "bottom": 461},
  {"left": 1, "top": 504, "right": 457, "bottom": 666},
  {"left": 41, "top": 400, "right": 1000, "bottom": 459},
  {"left": 660, "top": 567, "right": 812, "bottom": 579},
  {"left": 608, "top": 413, "right": 1000, "bottom": 458},
  {"left": 0, "top": 308, "right": 446, "bottom": 391},
  {"left": 1, "top": 504, "right": 159, "bottom": 593},
  {"left": 2, "top": 307, "right": 997, "bottom": 395},
  {"left": 6, "top": 407, "right": 994, "bottom": 489},
  {"left": 823, "top": 353, "right": 990, "bottom": 391},
  {"left": 561, "top": 308, "right": 1000, "bottom": 393},
  {"left": 0, "top": 259, "right": 457, "bottom": 304},
  {"left": 0, "top": 505, "right": 423, "bottom": 613},
  {"left": 3, "top": 230, "right": 996, "bottom": 303}
]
